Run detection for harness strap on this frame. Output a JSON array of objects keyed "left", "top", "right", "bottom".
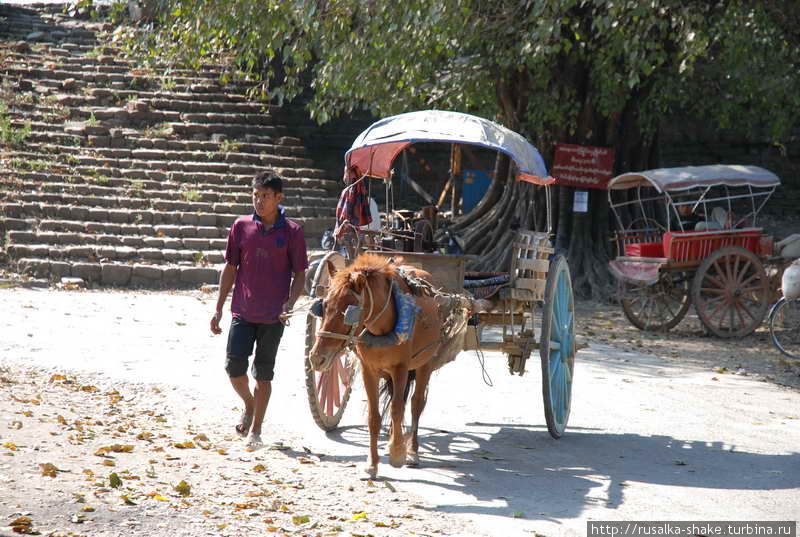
[{"left": 316, "top": 280, "right": 395, "bottom": 345}]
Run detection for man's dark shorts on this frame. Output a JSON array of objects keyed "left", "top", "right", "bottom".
[{"left": 225, "top": 317, "right": 285, "bottom": 381}]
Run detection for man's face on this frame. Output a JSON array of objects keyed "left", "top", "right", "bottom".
[{"left": 253, "top": 185, "right": 283, "bottom": 218}]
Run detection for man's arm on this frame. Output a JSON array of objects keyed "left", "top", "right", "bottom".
[
  {"left": 210, "top": 263, "right": 237, "bottom": 335},
  {"left": 280, "top": 269, "right": 306, "bottom": 325}
]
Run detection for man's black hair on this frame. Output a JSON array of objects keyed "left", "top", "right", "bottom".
[{"left": 252, "top": 169, "right": 283, "bottom": 193}]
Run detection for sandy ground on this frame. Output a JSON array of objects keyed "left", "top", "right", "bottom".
[
  {"left": 0, "top": 286, "right": 798, "bottom": 537},
  {"left": 574, "top": 302, "right": 800, "bottom": 391}
]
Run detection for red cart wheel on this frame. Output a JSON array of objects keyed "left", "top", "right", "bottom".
[
  {"left": 691, "top": 246, "right": 769, "bottom": 338},
  {"left": 621, "top": 271, "right": 691, "bottom": 331},
  {"left": 304, "top": 251, "right": 357, "bottom": 430}
]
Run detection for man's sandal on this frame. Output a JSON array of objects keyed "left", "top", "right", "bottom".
[{"left": 235, "top": 412, "right": 253, "bottom": 438}]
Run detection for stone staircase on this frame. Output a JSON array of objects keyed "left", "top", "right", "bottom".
[{"left": 0, "top": 3, "right": 340, "bottom": 288}]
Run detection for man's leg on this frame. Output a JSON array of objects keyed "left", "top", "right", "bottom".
[
  {"left": 250, "top": 380, "right": 272, "bottom": 436},
  {"left": 248, "top": 323, "right": 284, "bottom": 446},
  {"left": 225, "top": 317, "right": 257, "bottom": 436}
]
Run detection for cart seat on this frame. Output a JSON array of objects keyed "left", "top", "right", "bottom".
[
  {"left": 663, "top": 228, "right": 763, "bottom": 262},
  {"left": 464, "top": 272, "right": 509, "bottom": 300},
  {"left": 624, "top": 242, "right": 665, "bottom": 257}
]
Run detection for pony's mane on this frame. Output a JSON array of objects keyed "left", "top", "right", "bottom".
[{"left": 330, "top": 253, "right": 397, "bottom": 294}]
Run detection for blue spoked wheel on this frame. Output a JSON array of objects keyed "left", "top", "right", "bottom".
[{"left": 539, "top": 255, "right": 575, "bottom": 439}]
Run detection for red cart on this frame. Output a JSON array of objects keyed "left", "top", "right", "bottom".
[{"left": 607, "top": 165, "right": 783, "bottom": 337}]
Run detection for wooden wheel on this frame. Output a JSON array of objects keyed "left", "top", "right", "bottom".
[
  {"left": 691, "top": 246, "right": 769, "bottom": 338},
  {"left": 621, "top": 271, "right": 691, "bottom": 331},
  {"left": 304, "top": 251, "right": 357, "bottom": 431},
  {"left": 412, "top": 219, "right": 435, "bottom": 252},
  {"left": 539, "top": 255, "right": 575, "bottom": 439}
]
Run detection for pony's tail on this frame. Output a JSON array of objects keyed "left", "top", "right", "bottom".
[{"left": 379, "top": 370, "right": 416, "bottom": 427}]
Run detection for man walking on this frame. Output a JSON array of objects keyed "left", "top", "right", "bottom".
[{"left": 210, "top": 170, "right": 308, "bottom": 449}]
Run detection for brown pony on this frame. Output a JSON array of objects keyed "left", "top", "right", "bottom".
[{"left": 308, "top": 253, "right": 472, "bottom": 478}]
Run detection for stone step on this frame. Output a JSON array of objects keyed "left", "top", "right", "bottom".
[
  {"left": 53, "top": 94, "right": 279, "bottom": 115},
  {"left": 86, "top": 87, "right": 251, "bottom": 104},
  {"left": 3, "top": 147, "right": 318, "bottom": 173},
  {"left": 1, "top": 195, "right": 336, "bottom": 224},
  {"left": 0, "top": 171, "right": 332, "bottom": 198},
  {"left": 1, "top": 179, "right": 336, "bottom": 210},
  {"left": 166, "top": 121, "right": 287, "bottom": 138},
  {"left": 2, "top": 202, "right": 234, "bottom": 227},
  {"left": 13, "top": 257, "right": 222, "bottom": 287},
  {"left": 0, "top": 67, "right": 252, "bottom": 94},
  {"left": 5, "top": 191, "right": 333, "bottom": 217},
  {"left": 2, "top": 55, "right": 227, "bottom": 80},
  {"left": 0, "top": 155, "right": 334, "bottom": 187},
  {"left": 8, "top": 243, "right": 226, "bottom": 265},
  {"left": 7, "top": 225, "right": 228, "bottom": 248}
]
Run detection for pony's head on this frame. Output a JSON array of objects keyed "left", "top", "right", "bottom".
[{"left": 308, "top": 254, "right": 396, "bottom": 371}]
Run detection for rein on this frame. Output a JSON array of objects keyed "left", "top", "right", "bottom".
[{"left": 316, "top": 277, "right": 394, "bottom": 346}]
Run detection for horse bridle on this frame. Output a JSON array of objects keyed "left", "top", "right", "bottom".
[{"left": 314, "top": 279, "right": 395, "bottom": 347}]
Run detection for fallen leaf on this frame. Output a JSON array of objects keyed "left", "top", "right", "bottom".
[
  {"left": 109, "top": 473, "right": 122, "bottom": 488},
  {"left": 352, "top": 512, "right": 367, "bottom": 520},
  {"left": 174, "top": 480, "right": 191, "bottom": 496},
  {"left": 40, "top": 463, "right": 61, "bottom": 477},
  {"left": 95, "top": 444, "right": 134, "bottom": 456},
  {"left": 292, "top": 515, "right": 310, "bottom": 525}
]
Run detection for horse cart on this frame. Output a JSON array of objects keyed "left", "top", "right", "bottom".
[
  {"left": 302, "top": 111, "right": 577, "bottom": 450},
  {"left": 607, "top": 164, "right": 789, "bottom": 337}
]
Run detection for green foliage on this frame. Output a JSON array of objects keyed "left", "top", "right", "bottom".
[
  {"left": 218, "top": 139, "right": 241, "bottom": 153},
  {"left": 132, "top": 0, "right": 800, "bottom": 150},
  {"left": 0, "top": 103, "right": 31, "bottom": 146},
  {"left": 181, "top": 189, "right": 202, "bottom": 202},
  {"left": 8, "top": 158, "right": 49, "bottom": 172},
  {"left": 160, "top": 77, "right": 177, "bottom": 91},
  {"left": 86, "top": 112, "right": 98, "bottom": 127},
  {"left": 108, "top": 0, "right": 128, "bottom": 25}
]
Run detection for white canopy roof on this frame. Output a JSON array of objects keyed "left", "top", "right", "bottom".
[
  {"left": 346, "top": 110, "right": 548, "bottom": 179},
  {"left": 608, "top": 165, "right": 780, "bottom": 192}
]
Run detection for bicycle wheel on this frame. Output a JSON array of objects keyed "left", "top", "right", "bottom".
[{"left": 769, "top": 298, "right": 800, "bottom": 359}]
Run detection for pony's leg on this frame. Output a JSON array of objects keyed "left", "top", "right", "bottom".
[
  {"left": 406, "top": 364, "right": 433, "bottom": 466},
  {"left": 388, "top": 366, "right": 409, "bottom": 468},
  {"left": 361, "top": 366, "right": 381, "bottom": 479}
]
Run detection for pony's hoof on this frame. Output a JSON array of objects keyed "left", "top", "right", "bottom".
[
  {"left": 389, "top": 455, "right": 405, "bottom": 468},
  {"left": 405, "top": 452, "right": 419, "bottom": 467},
  {"left": 363, "top": 465, "right": 378, "bottom": 479}
]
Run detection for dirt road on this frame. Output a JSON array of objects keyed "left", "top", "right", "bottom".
[{"left": 1, "top": 287, "right": 798, "bottom": 537}]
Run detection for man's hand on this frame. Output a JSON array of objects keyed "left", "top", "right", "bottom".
[
  {"left": 210, "top": 311, "right": 223, "bottom": 335},
  {"left": 279, "top": 301, "right": 293, "bottom": 326}
]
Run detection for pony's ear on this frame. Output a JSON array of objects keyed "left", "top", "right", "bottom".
[
  {"left": 349, "top": 271, "right": 366, "bottom": 292},
  {"left": 325, "top": 259, "right": 338, "bottom": 277}
]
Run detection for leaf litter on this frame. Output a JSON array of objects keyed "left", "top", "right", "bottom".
[{"left": 0, "top": 363, "right": 477, "bottom": 537}]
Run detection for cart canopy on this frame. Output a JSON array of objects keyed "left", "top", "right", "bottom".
[
  {"left": 345, "top": 110, "right": 550, "bottom": 184},
  {"left": 607, "top": 165, "right": 780, "bottom": 193}
]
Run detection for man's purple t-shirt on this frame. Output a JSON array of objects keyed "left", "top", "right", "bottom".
[{"left": 224, "top": 207, "right": 309, "bottom": 324}]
